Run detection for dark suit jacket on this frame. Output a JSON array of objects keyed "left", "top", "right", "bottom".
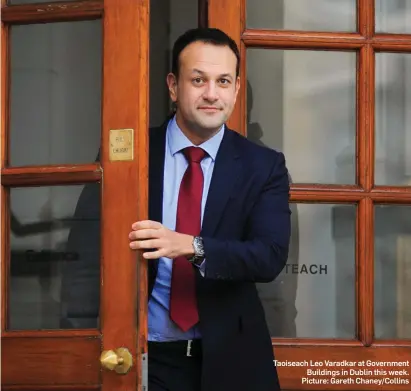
[
  {"left": 149, "top": 123, "right": 291, "bottom": 391},
  {"left": 61, "top": 121, "right": 291, "bottom": 391}
]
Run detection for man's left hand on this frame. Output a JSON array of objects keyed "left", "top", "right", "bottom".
[{"left": 129, "top": 220, "right": 194, "bottom": 260}]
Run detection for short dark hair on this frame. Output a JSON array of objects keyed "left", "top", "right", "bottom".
[{"left": 171, "top": 28, "right": 240, "bottom": 79}]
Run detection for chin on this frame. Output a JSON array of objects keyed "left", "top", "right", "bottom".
[{"left": 196, "top": 116, "right": 226, "bottom": 131}]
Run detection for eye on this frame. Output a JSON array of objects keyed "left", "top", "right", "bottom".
[
  {"left": 219, "top": 78, "right": 230, "bottom": 85},
  {"left": 192, "top": 77, "right": 204, "bottom": 84}
]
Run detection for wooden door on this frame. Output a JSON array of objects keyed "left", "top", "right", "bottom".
[
  {"left": 1, "top": 1, "right": 149, "bottom": 390},
  {"left": 208, "top": 0, "right": 411, "bottom": 390}
]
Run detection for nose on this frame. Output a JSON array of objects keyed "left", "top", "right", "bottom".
[{"left": 202, "top": 81, "right": 218, "bottom": 102}]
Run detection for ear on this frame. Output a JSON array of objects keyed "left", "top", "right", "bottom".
[
  {"left": 166, "top": 73, "right": 178, "bottom": 103},
  {"left": 234, "top": 76, "right": 241, "bottom": 102}
]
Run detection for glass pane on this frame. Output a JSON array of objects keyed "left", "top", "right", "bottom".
[
  {"left": 247, "top": 0, "right": 356, "bottom": 31},
  {"left": 375, "top": 53, "right": 411, "bottom": 185},
  {"left": 10, "top": 21, "right": 102, "bottom": 167},
  {"left": 375, "top": 0, "right": 411, "bottom": 34},
  {"left": 247, "top": 49, "right": 356, "bottom": 184},
  {"left": 375, "top": 205, "right": 411, "bottom": 339},
  {"left": 257, "top": 203, "right": 356, "bottom": 338},
  {"left": 9, "top": 184, "right": 101, "bottom": 330}
]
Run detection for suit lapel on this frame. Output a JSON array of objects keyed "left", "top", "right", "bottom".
[
  {"left": 148, "top": 123, "right": 167, "bottom": 222},
  {"left": 201, "top": 129, "right": 242, "bottom": 237},
  {"left": 148, "top": 122, "right": 167, "bottom": 273}
]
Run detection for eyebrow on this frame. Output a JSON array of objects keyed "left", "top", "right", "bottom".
[{"left": 192, "top": 69, "right": 233, "bottom": 80}]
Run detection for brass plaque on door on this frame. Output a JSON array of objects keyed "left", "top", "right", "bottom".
[{"left": 109, "top": 129, "right": 134, "bottom": 161}]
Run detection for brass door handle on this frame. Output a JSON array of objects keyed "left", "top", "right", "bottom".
[{"left": 100, "top": 347, "right": 133, "bottom": 374}]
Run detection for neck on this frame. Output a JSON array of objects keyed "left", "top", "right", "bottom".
[{"left": 175, "top": 113, "right": 221, "bottom": 146}]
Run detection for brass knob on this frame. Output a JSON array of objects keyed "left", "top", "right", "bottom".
[{"left": 100, "top": 347, "right": 133, "bottom": 375}]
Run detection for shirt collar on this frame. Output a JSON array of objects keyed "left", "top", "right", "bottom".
[{"left": 167, "top": 115, "right": 224, "bottom": 161}]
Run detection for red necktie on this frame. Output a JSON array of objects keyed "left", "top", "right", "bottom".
[{"left": 169, "top": 146, "right": 206, "bottom": 331}]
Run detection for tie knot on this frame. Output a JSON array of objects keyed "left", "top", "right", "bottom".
[{"left": 183, "top": 146, "right": 207, "bottom": 163}]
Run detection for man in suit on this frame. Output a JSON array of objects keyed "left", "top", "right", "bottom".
[{"left": 127, "top": 28, "right": 291, "bottom": 391}]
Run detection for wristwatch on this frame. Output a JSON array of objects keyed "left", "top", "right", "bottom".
[{"left": 188, "top": 236, "right": 205, "bottom": 265}]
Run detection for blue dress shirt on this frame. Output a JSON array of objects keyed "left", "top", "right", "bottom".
[{"left": 148, "top": 116, "right": 224, "bottom": 342}]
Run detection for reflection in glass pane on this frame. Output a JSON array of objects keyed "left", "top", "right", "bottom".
[
  {"left": 257, "top": 203, "right": 356, "bottom": 338},
  {"left": 375, "top": 0, "right": 411, "bottom": 34},
  {"left": 9, "top": 184, "right": 101, "bottom": 330},
  {"left": 149, "top": 0, "right": 198, "bottom": 126},
  {"left": 247, "top": 49, "right": 356, "bottom": 184},
  {"left": 10, "top": 21, "right": 102, "bottom": 167},
  {"left": 247, "top": 0, "right": 356, "bottom": 31},
  {"left": 375, "top": 205, "right": 411, "bottom": 339},
  {"left": 375, "top": 53, "right": 411, "bottom": 185}
]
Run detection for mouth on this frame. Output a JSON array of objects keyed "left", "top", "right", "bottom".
[{"left": 198, "top": 107, "right": 221, "bottom": 113}]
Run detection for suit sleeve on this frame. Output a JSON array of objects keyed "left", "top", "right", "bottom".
[{"left": 202, "top": 151, "right": 291, "bottom": 283}]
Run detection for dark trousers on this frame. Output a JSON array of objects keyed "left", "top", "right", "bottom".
[{"left": 148, "top": 339, "right": 202, "bottom": 391}]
